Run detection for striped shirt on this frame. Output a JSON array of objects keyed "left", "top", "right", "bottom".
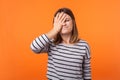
[{"left": 30, "top": 34, "right": 91, "bottom": 80}]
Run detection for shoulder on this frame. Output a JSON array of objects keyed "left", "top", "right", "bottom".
[
  {"left": 78, "top": 39, "right": 91, "bottom": 58},
  {"left": 77, "top": 39, "right": 90, "bottom": 47}
]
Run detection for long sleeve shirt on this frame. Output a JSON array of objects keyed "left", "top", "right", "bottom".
[{"left": 30, "top": 34, "right": 91, "bottom": 80}]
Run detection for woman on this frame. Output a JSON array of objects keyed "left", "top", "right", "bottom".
[{"left": 30, "top": 8, "right": 91, "bottom": 80}]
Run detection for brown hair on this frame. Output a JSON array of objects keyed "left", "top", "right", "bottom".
[{"left": 53, "top": 8, "right": 80, "bottom": 45}]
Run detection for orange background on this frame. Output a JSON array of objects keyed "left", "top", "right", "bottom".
[{"left": 0, "top": 0, "right": 120, "bottom": 80}]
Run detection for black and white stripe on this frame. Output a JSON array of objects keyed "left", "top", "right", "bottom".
[{"left": 30, "top": 34, "right": 91, "bottom": 80}]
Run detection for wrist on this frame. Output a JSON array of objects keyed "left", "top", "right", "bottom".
[{"left": 45, "top": 29, "right": 58, "bottom": 39}]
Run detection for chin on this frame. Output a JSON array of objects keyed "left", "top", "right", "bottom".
[{"left": 60, "top": 31, "right": 70, "bottom": 35}]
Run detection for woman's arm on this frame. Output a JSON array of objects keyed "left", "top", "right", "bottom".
[
  {"left": 30, "top": 12, "right": 67, "bottom": 53},
  {"left": 30, "top": 28, "right": 59, "bottom": 53},
  {"left": 30, "top": 34, "right": 51, "bottom": 53},
  {"left": 83, "top": 43, "right": 91, "bottom": 80}
]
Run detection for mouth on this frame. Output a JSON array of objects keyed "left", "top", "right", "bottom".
[
  {"left": 62, "top": 26, "right": 68, "bottom": 28},
  {"left": 62, "top": 27, "right": 68, "bottom": 30}
]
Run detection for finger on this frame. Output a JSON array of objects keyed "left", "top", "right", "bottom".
[
  {"left": 54, "top": 13, "right": 60, "bottom": 22},
  {"left": 54, "top": 17, "right": 57, "bottom": 23},
  {"left": 60, "top": 14, "right": 67, "bottom": 23},
  {"left": 55, "top": 12, "right": 60, "bottom": 20},
  {"left": 61, "top": 17, "right": 67, "bottom": 24},
  {"left": 58, "top": 12, "right": 64, "bottom": 21}
]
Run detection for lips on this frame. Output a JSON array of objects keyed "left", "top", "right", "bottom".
[
  {"left": 62, "top": 26, "right": 69, "bottom": 28},
  {"left": 62, "top": 27, "right": 68, "bottom": 30}
]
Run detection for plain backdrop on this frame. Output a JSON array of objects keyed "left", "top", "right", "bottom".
[{"left": 0, "top": 0, "right": 120, "bottom": 80}]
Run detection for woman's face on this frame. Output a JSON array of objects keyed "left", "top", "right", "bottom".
[{"left": 60, "top": 13, "right": 73, "bottom": 35}]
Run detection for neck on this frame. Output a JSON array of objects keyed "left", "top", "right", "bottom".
[{"left": 60, "top": 33, "right": 72, "bottom": 44}]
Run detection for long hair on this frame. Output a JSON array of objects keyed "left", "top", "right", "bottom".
[{"left": 53, "top": 8, "right": 80, "bottom": 45}]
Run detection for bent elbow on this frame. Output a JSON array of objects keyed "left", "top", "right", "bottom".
[{"left": 30, "top": 43, "right": 41, "bottom": 53}]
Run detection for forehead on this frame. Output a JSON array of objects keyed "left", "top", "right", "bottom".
[{"left": 64, "top": 13, "right": 71, "bottom": 19}]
